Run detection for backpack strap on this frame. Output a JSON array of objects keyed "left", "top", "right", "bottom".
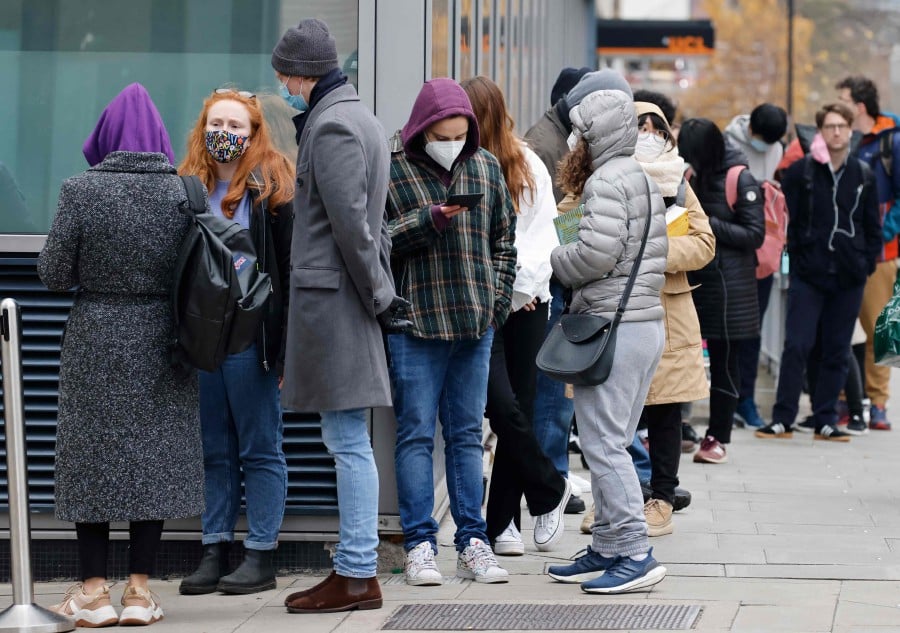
[
  {"left": 179, "top": 175, "right": 206, "bottom": 215},
  {"left": 725, "top": 164, "right": 746, "bottom": 211},
  {"left": 880, "top": 130, "right": 894, "bottom": 179}
]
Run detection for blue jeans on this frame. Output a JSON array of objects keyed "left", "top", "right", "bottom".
[
  {"left": 320, "top": 409, "right": 379, "bottom": 577},
  {"left": 199, "top": 345, "right": 287, "bottom": 550},
  {"left": 533, "top": 281, "right": 575, "bottom": 476},
  {"left": 627, "top": 434, "right": 652, "bottom": 485},
  {"left": 389, "top": 331, "right": 493, "bottom": 552}
]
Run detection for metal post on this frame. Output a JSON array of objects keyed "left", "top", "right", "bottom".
[
  {"left": 787, "top": 0, "right": 794, "bottom": 116},
  {"left": 0, "top": 299, "right": 73, "bottom": 632}
]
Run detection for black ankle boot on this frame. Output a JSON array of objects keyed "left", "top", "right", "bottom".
[
  {"left": 179, "top": 542, "right": 231, "bottom": 595},
  {"left": 217, "top": 548, "right": 276, "bottom": 594}
]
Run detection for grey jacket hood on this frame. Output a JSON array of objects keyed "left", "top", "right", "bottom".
[{"left": 569, "top": 90, "right": 638, "bottom": 169}]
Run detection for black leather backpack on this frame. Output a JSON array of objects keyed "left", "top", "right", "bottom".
[{"left": 170, "top": 175, "right": 272, "bottom": 371}]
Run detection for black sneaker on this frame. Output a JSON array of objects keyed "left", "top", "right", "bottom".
[
  {"left": 845, "top": 415, "right": 869, "bottom": 436},
  {"left": 814, "top": 424, "right": 851, "bottom": 442},
  {"left": 754, "top": 422, "right": 793, "bottom": 439},
  {"left": 795, "top": 417, "right": 816, "bottom": 433},
  {"left": 565, "top": 494, "right": 586, "bottom": 514},
  {"left": 682, "top": 423, "right": 700, "bottom": 443}
]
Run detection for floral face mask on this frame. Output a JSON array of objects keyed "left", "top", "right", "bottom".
[{"left": 205, "top": 130, "right": 249, "bottom": 163}]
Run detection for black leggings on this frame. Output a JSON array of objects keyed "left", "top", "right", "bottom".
[{"left": 75, "top": 521, "right": 164, "bottom": 581}]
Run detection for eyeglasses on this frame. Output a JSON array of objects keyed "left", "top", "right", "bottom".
[
  {"left": 214, "top": 88, "right": 256, "bottom": 99},
  {"left": 822, "top": 123, "right": 849, "bottom": 132}
]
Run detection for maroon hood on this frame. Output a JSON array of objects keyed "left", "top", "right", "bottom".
[{"left": 401, "top": 78, "right": 480, "bottom": 169}]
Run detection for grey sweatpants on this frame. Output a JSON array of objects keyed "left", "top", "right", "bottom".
[{"left": 574, "top": 319, "right": 665, "bottom": 558}]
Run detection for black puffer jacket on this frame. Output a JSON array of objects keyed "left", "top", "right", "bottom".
[
  {"left": 687, "top": 146, "right": 765, "bottom": 340},
  {"left": 249, "top": 187, "right": 292, "bottom": 375}
]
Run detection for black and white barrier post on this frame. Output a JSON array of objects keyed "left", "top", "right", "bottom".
[{"left": 0, "top": 299, "right": 73, "bottom": 632}]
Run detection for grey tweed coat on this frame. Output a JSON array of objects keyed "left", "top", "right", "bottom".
[{"left": 38, "top": 151, "right": 204, "bottom": 523}]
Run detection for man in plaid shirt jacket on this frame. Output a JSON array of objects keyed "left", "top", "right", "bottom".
[{"left": 386, "top": 77, "right": 517, "bottom": 586}]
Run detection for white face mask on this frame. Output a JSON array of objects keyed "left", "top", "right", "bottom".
[
  {"left": 425, "top": 139, "right": 465, "bottom": 171},
  {"left": 634, "top": 132, "right": 667, "bottom": 162},
  {"left": 566, "top": 132, "right": 579, "bottom": 151}
]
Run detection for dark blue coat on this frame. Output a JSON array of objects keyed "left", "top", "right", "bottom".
[{"left": 781, "top": 155, "right": 881, "bottom": 289}]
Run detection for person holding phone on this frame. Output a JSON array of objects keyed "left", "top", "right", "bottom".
[
  {"left": 386, "top": 77, "right": 517, "bottom": 586},
  {"left": 461, "top": 76, "right": 570, "bottom": 556}
]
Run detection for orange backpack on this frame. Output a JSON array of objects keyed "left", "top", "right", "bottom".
[{"left": 725, "top": 165, "right": 788, "bottom": 279}]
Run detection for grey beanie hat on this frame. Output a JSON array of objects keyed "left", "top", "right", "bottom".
[
  {"left": 565, "top": 68, "right": 633, "bottom": 110},
  {"left": 272, "top": 18, "right": 339, "bottom": 77}
]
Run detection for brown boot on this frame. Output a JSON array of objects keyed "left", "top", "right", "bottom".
[{"left": 285, "top": 572, "right": 382, "bottom": 613}]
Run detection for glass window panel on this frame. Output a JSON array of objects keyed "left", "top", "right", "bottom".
[
  {"left": 431, "top": 0, "right": 450, "bottom": 78},
  {"left": 480, "top": 0, "right": 492, "bottom": 77},
  {"left": 0, "top": 0, "right": 358, "bottom": 235},
  {"left": 496, "top": 0, "right": 507, "bottom": 97},
  {"left": 459, "top": 0, "right": 474, "bottom": 80}
]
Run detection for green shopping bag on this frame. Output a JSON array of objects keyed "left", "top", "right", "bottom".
[{"left": 874, "top": 270, "right": 900, "bottom": 366}]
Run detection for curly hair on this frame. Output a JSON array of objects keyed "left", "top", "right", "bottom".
[
  {"left": 178, "top": 90, "right": 295, "bottom": 218},
  {"left": 556, "top": 138, "right": 593, "bottom": 197},
  {"left": 461, "top": 76, "right": 535, "bottom": 213}
]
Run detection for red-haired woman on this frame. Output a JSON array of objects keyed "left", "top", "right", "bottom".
[
  {"left": 461, "top": 76, "right": 570, "bottom": 556},
  {"left": 178, "top": 88, "right": 294, "bottom": 595}
]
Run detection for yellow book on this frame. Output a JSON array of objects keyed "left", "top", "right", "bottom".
[{"left": 666, "top": 206, "right": 689, "bottom": 237}]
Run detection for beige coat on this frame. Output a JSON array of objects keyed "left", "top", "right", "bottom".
[{"left": 645, "top": 184, "right": 716, "bottom": 405}]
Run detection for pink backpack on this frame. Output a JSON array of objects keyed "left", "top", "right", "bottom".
[{"left": 725, "top": 165, "right": 788, "bottom": 279}]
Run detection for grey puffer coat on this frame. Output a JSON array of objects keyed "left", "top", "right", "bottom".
[
  {"left": 38, "top": 151, "right": 204, "bottom": 523},
  {"left": 551, "top": 91, "right": 668, "bottom": 322}
]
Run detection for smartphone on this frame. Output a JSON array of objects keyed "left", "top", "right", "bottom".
[{"left": 444, "top": 192, "right": 483, "bottom": 209}]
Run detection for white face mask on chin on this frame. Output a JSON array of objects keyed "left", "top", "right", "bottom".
[{"left": 425, "top": 140, "right": 465, "bottom": 171}]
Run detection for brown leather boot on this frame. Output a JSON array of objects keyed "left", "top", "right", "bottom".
[{"left": 285, "top": 572, "right": 382, "bottom": 613}]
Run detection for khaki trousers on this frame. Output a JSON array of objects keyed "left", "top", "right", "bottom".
[{"left": 859, "top": 259, "right": 898, "bottom": 407}]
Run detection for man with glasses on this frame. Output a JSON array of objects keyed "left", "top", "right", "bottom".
[
  {"left": 756, "top": 103, "right": 881, "bottom": 442},
  {"left": 836, "top": 76, "right": 900, "bottom": 431}
]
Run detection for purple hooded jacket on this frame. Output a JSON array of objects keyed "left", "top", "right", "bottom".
[
  {"left": 401, "top": 77, "right": 480, "bottom": 182},
  {"left": 82, "top": 83, "right": 175, "bottom": 167}
]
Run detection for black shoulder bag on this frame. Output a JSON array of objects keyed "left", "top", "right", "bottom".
[{"left": 536, "top": 177, "right": 654, "bottom": 386}]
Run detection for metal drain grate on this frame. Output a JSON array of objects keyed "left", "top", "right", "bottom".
[
  {"left": 381, "top": 603, "right": 702, "bottom": 630},
  {"left": 383, "top": 575, "right": 468, "bottom": 586}
]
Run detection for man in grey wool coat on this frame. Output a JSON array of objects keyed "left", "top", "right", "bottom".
[{"left": 273, "top": 17, "right": 409, "bottom": 614}]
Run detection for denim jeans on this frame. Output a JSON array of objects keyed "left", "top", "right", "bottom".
[
  {"left": 389, "top": 330, "right": 493, "bottom": 552},
  {"left": 532, "top": 281, "right": 575, "bottom": 476},
  {"left": 319, "top": 409, "right": 379, "bottom": 578},
  {"left": 627, "top": 434, "right": 652, "bottom": 485},
  {"left": 199, "top": 345, "right": 287, "bottom": 550}
]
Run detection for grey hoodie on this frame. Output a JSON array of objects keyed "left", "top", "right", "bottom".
[
  {"left": 550, "top": 90, "right": 668, "bottom": 322},
  {"left": 724, "top": 114, "right": 783, "bottom": 182}
]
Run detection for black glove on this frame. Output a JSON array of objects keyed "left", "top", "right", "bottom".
[{"left": 377, "top": 296, "right": 413, "bottom": 333}]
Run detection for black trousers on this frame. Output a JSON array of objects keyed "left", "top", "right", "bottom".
[
  {"left": 485, "top": 302, "right": 565, "bottom": 541},
  {"left": 75, "top": 520, "right": 164, "bottom": 581},
  {"left": 705, "top": 337, "right": 740, "bottom": 444},
  {"left": 640, "top": 403, "right": 682, "bottom": 505}
]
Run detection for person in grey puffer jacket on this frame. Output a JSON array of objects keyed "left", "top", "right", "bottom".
[{"left": 545, "top": 76, "right": 669, "bottom": 595}]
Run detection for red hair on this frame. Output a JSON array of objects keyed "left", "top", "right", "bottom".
[
  {"left": 461, "top": 76, "right": 535, "bottom": 213},
  {"left": 178, "top": 91, "right": 294, "bottom": 217}
]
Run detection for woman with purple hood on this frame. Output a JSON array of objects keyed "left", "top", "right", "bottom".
[{"left": 38, "top": 83, "right": 203, "bottom": 627}]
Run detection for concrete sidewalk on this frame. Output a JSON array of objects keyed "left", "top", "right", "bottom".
[{"left": 8, "top": 369, "right": 900, "bottom": 632}]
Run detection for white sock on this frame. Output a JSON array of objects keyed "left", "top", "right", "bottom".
[{"left": 629, "top": 552, "right": 649, "bottom": 561}]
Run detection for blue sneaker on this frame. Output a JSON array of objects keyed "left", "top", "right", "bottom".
[
  {"left": 580, "top": 548, "right": 667, "bottom": 594},
  {"left": 547, "top": 546, "right": 616, "bottom": 583},
  {"left": 734, "top": 397, "right": 764, "bottom": 428}
]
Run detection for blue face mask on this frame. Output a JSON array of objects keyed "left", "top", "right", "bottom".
[
  {"left": 280, "top": 79, "right": 308, "bottom": 113},
  {"left": 749, "top": 137, "right": 769, "bottom": 153}
]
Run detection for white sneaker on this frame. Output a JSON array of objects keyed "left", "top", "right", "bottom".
[
  {"left": 568, "top": 473, "right": 591, "bottom": 493},
  {"left": 533, "top": 478, "right": 572, "bottom": 551},
  {"left": 457, "top": 538, "right": 509, "bottom": 583},
  {"left": 119, "top": 584, "right": 164, "bottom": 626},
  {"left": 405, "top": 541, "right": 443, "bottom": 586},
  {"left": 493, "top": 521, "right": 525, "bottom": 556},
  {"left": 49, "top": 583, "right": 118, "bottom": 628}
]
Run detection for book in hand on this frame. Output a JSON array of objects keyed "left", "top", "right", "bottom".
[
  {"left": 553, "top": 204, "right": 584, "bottom": 245},
  {"left": 666, "top": 205, "right": 689, "bottom": 237}
]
